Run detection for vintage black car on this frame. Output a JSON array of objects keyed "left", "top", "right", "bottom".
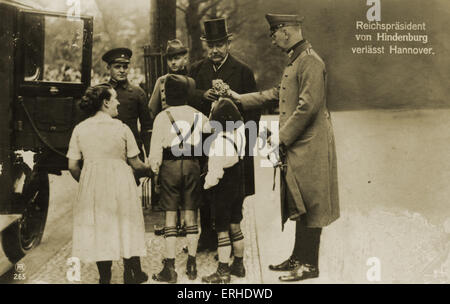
[{"left": 0, "top": 0, "right": 92, "bottom": 275}]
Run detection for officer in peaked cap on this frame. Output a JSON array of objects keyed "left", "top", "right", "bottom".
[
  {"left": 230, "top": 12, "right": 340, "bottom": 282},
  {"left": 102, "top": 47, "right": 152, "bottom": 169},
  {"left": 265, "top": 13, "right": 304, "bottom": 36},
  {"left": 102, "top": 47, "right": 132, "bottom": 65}
]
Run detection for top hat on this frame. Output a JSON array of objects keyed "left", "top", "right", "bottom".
[
  {"left": 165, "top": 39, "right": 188, "bottom": 58},
  {"left": 102, "top": 48, "right": 132, "bottom": 64},
  {"left": 210, "top": 97, "right": 243, "bottom": 128},
  {"left": 265, "top": 13, "right": 304, "bottom": 33},
  {"left": 165, "top": 74, "right": 196, "bottom": 106},
  {"left": 200, "top": 18, "right": 233, "bottom": 42}
]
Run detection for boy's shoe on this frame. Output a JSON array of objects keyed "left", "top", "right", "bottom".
[
  {"left": 202, "top": 264, "right": 231, "bottom": 284},
  {"left": 201, "top": 271, "right": 231, "bottom": 284},
  {"left": 230, "top": 260, "right": 246, "bottom": 278},
  {"left": 186, "top": 258, "right": 197, "bottom": 280},
  {"left": 152, "top": 262, "right": 177, "bottom": 283},
  {"left": 133, "top": 271, "right": 149, "bottom": 284}
]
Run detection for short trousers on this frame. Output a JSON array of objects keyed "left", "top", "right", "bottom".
[
  {"left": 159, "top": 159, "right": 201, "bottom": 211},
  {"left": 210, "top": 162, "right": 245, "bottom": 232}
]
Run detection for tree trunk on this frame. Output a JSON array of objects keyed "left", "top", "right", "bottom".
[
  {"left": 149, "top": 0, "right": 176, "bottom": 53},
  {"left": 185, "top": 1, "right": 204, "bottom": 63}
]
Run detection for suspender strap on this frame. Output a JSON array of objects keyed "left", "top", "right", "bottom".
[
  {"left": 221, "top": 134, "right": 238, "bottom": 154},
  {"left": 165, "top": 111, "right": 199, "bottom": 149}
]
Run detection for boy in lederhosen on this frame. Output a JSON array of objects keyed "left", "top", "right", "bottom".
[
  {"left": 201, "top": 98, "right": 247, "bottom": 283},
  {"left": 149, "top": 74, "right": 210, "bottom": 283}
]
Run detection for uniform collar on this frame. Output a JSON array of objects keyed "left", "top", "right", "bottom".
[
  {"left": 109, "top": 78, "right": 129, "bottom": 89},
  {"left": 287, "top": 39, "right": 311, "bottom": 64}
]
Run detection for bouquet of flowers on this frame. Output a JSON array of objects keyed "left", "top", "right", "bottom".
[{"left": 211, "top": 79, "right": 231, "bottom": 98}]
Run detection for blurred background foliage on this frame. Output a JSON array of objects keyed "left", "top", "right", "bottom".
[
  {"left": 24, "top": 0, "right": 450, "bottom": 110},
  {"left": 30, "top": 0, "right": 300, "bottom": 91}
]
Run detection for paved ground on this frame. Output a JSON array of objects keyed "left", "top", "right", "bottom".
[{"left": 3, "top": 110, "right": 450, "bottom": 284}]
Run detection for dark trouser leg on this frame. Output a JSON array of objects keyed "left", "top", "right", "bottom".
[
  {"left": 292, "top": 219, "right": 322, "bottom": 268},
  {"left": 96, "top": 260, "right": 112, "bottom": 284},
  {"left": 199, "top": 203, "right": 216, "bottom": 249}
]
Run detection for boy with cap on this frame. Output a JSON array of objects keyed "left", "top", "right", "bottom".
[
  {"left": 149, "top": 74, "right": 210, "bottom": 283},
  {"left": 201, "top": 98, "right": 247, "bottom": 284},
  {"left": 148, "top": 39, "right": 190, "bottom": 234}
]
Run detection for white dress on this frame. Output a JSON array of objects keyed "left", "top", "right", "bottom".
[{"left": 67, "top": 112, "right": 146, "bottom": 262}]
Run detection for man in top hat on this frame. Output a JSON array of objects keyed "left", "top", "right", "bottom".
[
  {"left": 188, "top": 18, "right": 261, "bottom": 254},
  {"left": 230, "top": 13, "right": 340, "bottom": 282},
  {"left": 102, "top": 47, "right": 152, "bottom": 160}
]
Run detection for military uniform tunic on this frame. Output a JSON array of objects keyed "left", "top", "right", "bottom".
[{"left": 110, "top": 79, "right": 152, "bottom": 155}]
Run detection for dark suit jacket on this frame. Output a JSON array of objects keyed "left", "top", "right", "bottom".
[{"left": 188, "top": 55, "right": 260, "bottom": 196}]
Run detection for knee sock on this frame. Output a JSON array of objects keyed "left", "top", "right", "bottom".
[
  {"left": 185, "top": 225, "right": 199, "bottom": 256},
  {"left": 217, "top": 235, "right": 232, "bottom": 264},
  {"left": 231, "top": 229, "right": 244, "bottom": 258},
  {"left": 164, "top": 226, "right": 177, "bottom": 259},
  {"left": 96, "top": 260, "right": 112, "bottom": 284}
]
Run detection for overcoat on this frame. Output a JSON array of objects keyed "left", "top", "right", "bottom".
[
  {"left": 189, "top": 55, "right": 260, "bottom": 196},
  {"left": 239, "top": 41, "right": 340, "bottom": 228}
]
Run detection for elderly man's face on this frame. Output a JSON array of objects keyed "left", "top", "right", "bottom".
[{"left": 205, "top": 40, "right": 230, "bottom": 64}]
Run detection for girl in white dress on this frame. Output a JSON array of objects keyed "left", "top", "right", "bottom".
[{"left": 67, "top": 84, "right": 151, "bottom": 284}]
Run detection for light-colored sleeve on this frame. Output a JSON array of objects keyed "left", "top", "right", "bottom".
[
  {"left": 279, "top": 56, "right": 325, "bottom": 147},
  {"left": 148, "top": 77, "right": 162, "bottom": 121},
  {"left": 204, "top": 159, "right": 225, "bottom": 190},
  {"left": 236, "top": 125, "right": 246, "bottom": 158},
  {"left": 124, "top": 124, "right": 141, "bottom": 158},
  {"left": 66, "top": 126, "right": 82, "bottom": 160},
  {"left": 204, "top": 139, "right": 223, "bottom": 189},
  {"left": 149, "top": 114, "right": 164, "bottom": 174},
  {"left": 239, "top": 86, "right": 280, "bottom": 111}
]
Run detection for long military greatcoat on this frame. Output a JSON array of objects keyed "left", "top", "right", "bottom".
[
  {"left": 239, "top": 41, "right": 340, "bottom": 228},
  {"left": 189, "top": 55, "right": 260, "bottom": 197}
]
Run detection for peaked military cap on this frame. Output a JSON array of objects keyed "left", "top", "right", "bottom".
[
  {"left": 102, "top": 48, "right": 132, "bottom": 64},
  {"left": 165, "top": 39, "right": 188, "bottom": 58},
  {"left": 201, "top": 18, "right": 233, "bottom": 42},
  {"left": 265, "top": 13, "right": 304, "bottom": 32}
]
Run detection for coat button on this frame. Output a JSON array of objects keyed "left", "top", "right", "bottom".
[
  {"left": 281, "top": 99, "right": 285, "bottom": 103},
  {"left": 284, "top": 75, "right": 288, "bottom": 77},
  {"left": 282, "top": 87, "right": 286, "bottom": 90},
  {"left": 282, "top": 112, "right": 286, "bottom": 115}
]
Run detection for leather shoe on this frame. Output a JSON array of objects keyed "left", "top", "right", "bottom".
[
  {"left": 279, "top": 264, "right": 319, "bottom": 282},
  {"left": 268, "top": 255, "right": 300, "bottom": 272}
]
